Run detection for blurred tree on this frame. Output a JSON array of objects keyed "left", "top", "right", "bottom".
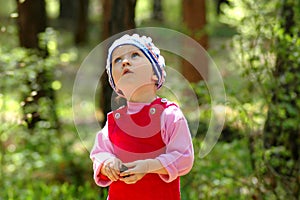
[
  {"left": 75, "top": 0, "right": 89, "bottom": 44},
  {"left": 59, "top": 0, "right": 77, "bottom": 21},
  {"left": 16, "top": 0, "right": 47, "bottom": 49},
  {"left": 100, "top": 0, "right": 136, "bottom": 124},
  {"left": 16, "top": 0, "right": 59, "bottom": 130},
  {"left": 223, "top": 0, "right": 300, "bottom": 198},
  {"left": 152, "top": 0, "right": 163, "bottom": 22},
  {"left": 101, "top": 0, "right": 111, "bottom": 40},
  {"left": 59, "top": 0, "right": 89, "bottom": 44},
  {"left": 182, "top": 0, "right": 208, "bottom": 82},
  {"left": 263, "top": 0, "right": 300, "bottom": 197},
  {"left": 109, "top": 0, "right": 136, "bottom": 36}
]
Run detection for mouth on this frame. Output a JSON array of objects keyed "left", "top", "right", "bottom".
[{"left": 122, "top": 68, "right": 132, "bottom": 76}]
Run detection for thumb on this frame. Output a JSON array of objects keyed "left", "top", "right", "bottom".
[{"left": 122, "top": 161, "right": 136, "bottom": 169}]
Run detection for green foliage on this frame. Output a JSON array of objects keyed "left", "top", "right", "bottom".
[
  {"left": 2, "top": 0, "right": 299, "bottom": 198},
  {"left": 0, "top": 25, "right": 102, "bottom": 199},
  {"left": 0, "top": 27, "right": 61, "bottom": 129},
  {"left": 223, "top": 0, "right": 300, "bottom": 199},
  {"left": 181, "top": 139, "right": 253, "bottom": 200},
  {"left": 2, "top": 180, "right": 101, "bottom": 200}
]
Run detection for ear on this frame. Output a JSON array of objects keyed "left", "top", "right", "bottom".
[{"left": 151, "top": 74, "right": 158, "bottom": 82}]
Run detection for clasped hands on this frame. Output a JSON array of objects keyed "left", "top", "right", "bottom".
[{"left": 101, "top": 157, "right": 150, "bottom": 184}]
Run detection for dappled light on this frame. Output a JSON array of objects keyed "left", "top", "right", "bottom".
[{"left": 0, "top": 0, "right": 299, "bottom": 199}]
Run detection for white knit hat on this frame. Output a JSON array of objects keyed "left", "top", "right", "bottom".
[{"left": 106, "top": 34, "right": 166, "bottom": 95}]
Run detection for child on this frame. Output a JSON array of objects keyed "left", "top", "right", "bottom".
[{"left": 90, "top": 34, "right": 194, "bottom": 200}]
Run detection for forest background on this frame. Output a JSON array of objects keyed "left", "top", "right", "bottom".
[{"left": 0, "top": 0, "right": 299, "bottom": 199}]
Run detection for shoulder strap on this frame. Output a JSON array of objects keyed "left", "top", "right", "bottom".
[{"left": 153, "top": 98, "right": 178, "bottom": 109}]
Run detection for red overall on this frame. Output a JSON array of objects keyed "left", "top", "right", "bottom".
[{"left": 106, "top": 98, "right": 180, "bottom": 200}]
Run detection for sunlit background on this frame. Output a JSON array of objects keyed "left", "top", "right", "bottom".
[{"left": 0, "top": 0, "right": 299, "bottom": 199}]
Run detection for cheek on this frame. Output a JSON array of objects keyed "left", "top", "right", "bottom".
[
  {"left": 141, "top": 66, "right": 153, "bottom": 78},
  {"left": 135, "top": 60, "right": 153, "bottom": 74},
  {"left": 112, "top": 67, "right": 122, "bottom": 84}
]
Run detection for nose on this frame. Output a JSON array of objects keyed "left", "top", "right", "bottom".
[{"left": 122, "top": 58, "right": 130, "bottom": 67}]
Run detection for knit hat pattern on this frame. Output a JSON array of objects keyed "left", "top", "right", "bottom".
[{"left": 106, "top": 34, "right": 166, "bottom": 93}]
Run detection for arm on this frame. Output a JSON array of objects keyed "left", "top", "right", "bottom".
[
  {"left": 156, "top": 105, "right": 194, "bottom": 182},
  {"left": 90, "top": 121, "right": 119, "bottom": 186}
]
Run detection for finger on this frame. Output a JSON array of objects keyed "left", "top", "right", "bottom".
[
  {"left": 120, "top": 166, "right": 143, "bottom": 176},
  {"left": 120, "top": 164, "right": 138, "bottom": 176},
  {"left": 120, "top": 170, "right": 131, "bottom": 177},
  {"left": 120, "top": 174, "right": 137, "bottom": 184},
  {"left": 117, "top": 162, "right": 124, "bottom": 172},
  {"left": 106, "top": 166, "right": 119, "bottom": 181},
  {"left": 105, "top": 166, "right": 113, "bottom": 180},
  {"left": 109, "top": 162, "right": 121, "bottom": 177},
  {"left": 122, "top": 162, "right": 136, "bottom": 168},
  {"left": 111, "top": 162, "right": 121, "bottom": 175},
  {"left": 110, "top": 168, "right": 120, "bottom": 181}
]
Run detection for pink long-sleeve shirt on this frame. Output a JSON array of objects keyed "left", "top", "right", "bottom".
[{"left": 90, "top": 98, "right": 194, "bottom": 187}]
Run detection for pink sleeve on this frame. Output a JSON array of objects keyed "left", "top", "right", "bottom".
[
  {"left": 90, "top": 121, "right": 115, "bottom": 187},
  {"left": 156, "top": 105, "right": 194, "bottom": 183}
]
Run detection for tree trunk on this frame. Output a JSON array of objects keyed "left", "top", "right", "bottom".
[
  {"left": 263, "top": 0, "right": 300, "bottom": 198},
  {"left": 58, "top": 0, "right": 77, "bottom": 29},
  {"left": 100, "top": 0, "right": 136, "bottom": 124},
  {"left": 75, "top": 0, "right": 89, "bottom": 44},
  {"left": 101, "top": 0, "right": 111, "bottom": 41},
  {"left": 16, "top": 0, "right": 47, "bottom": 49},
  {"left": 16, "top": 0, "right": 59, "bottom": 130},
  {"left": 59, "top": 0, "right": 77, "bottom": 20},
  {"left": 109, "top": 0, "right": 136, "bottom": 35},
  {"left": 59, "top": 0, "right": 89, "bottom": 44},
  {"left": 182, "top": 0, "right": 208, "bottom": 82},
  {"left": 152, "top": 0, "right": 163, "bottom": 22}
]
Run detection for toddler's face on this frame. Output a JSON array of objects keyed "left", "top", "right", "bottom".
[{"left": 111, "top": 45, "right": 156, "bottom": 96}]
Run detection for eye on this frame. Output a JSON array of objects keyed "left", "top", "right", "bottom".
[
  {"left": 131, "top": 52, "right": 140, "bottom": 58},
  {"left": 114, "top": 57, "right": 122, "bottom": 64}
]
